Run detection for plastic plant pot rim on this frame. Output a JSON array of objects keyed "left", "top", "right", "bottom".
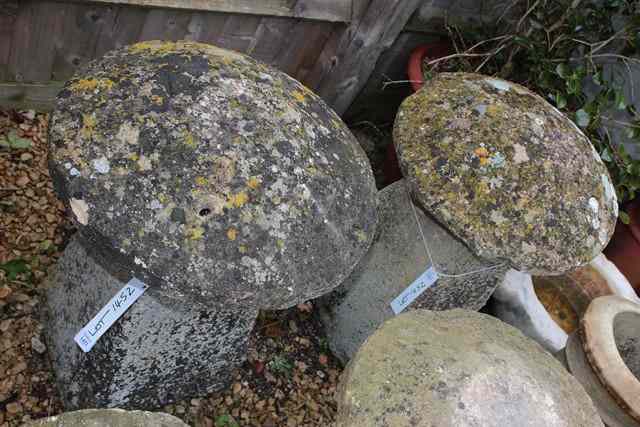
[
  {"left": 407, "top": 43, "right": 451, "bottom": 93},
  {"left": 582, "top": 295, "right": 640, "bottom": 422}
]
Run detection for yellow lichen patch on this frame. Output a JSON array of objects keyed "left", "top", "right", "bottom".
[
  {"left": 291, "top": 90, "right": 306, "bottom": 103},
  {"left": 479, "top": 157, "right": 490, "bottom": 166},
  {"left": 128, "top": 153, "right": 139, "bottom": 161},
  {"left": 195, "top": 176, "right": 208, "bottom": 186},
  {"left": 239, "top": 245, "right": 247, "bottom": 254},
  {"left": 80, "top": 114, "right": 97, "bottom": 139},
  {"left": 486, "top": 104, "right": 504, "bottom": 116},
  {"left": 228, "top": 191, "right": 249, "bottom": 208},
  {"left": 188, "top": 226, "right": 205, "bottom": 240},
  {"left": 183, "top": 131, "right": 197, "bottom": 148},
  {"left": 354, "top": 230, "right": 368, "bottom": 243},
  {"left": 227, "top": 227, "right": 238, "bottom": 241},
  {"left": 128, "top": 41, "right": 180, "bottom": 55},
  {"left": 158, "top": 194, "right": 167, "bottom": 204},
  {"left": 276, "top": 239, "right": 285, "bottom": 249},
  {"left": 247, "top": 177, "right": 260, "bottom": 190},
  {"left": 70, "top": 78, "right": 114, "bottom": 93}
]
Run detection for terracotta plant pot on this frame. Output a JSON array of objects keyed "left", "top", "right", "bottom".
[
  {"left": 561, "top": 295, "right": 640, "bottom": 427},
  {"left": 605, "top": 199, "right": 640, "bottom": 296},
  {"left": 383, "top": 43, "right": 452, "bottom": 186}
]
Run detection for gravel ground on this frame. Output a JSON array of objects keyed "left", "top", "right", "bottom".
[{"left": 0, "top": 109, "right": 342, "bottom": 426}]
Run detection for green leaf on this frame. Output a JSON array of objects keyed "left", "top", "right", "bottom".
[
  {"left": 619, "top": 210, "right": 631, "bottom": 224},
  {"left": 0, "top": 259, "right": 30, "bottom": 281},
  {"left": 592, "top": 71, "right": 602, "bottom": 86},
  {"left": 555, "top": 93, "right": 567, "bottom": 109},
  {"left": 575, "top": 109, "right": 590, "bottom": 127},
  {"left": 615, "top": 90, "right": 627, "bottom": 110},
  {"left": 600, "top": 148, "right": 612, "bottom": 162},
  {"left": 6, "top": 131, "right": 32, "bottom": 149},
  {"left": 215, "top": 415, "right": 239, "bottom": 427},
  {"left": 555, "top": 63, "right": 569, "bottom": 79},
  {"left": 0, "top": 137, "right": 9, "bottom": 148}
]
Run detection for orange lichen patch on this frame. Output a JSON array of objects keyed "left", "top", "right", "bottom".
[
  {"left": 247, "top": 177, "right": 260, "bottom": 190},
  {"left": 291, "top": 90, "right": 306, "bottom": 103},
  {"left": 479, "top": 157, "right": 490, "bottom": 166},
  {"left": 70, "top": 78, "right": 114, "bottom": 93},
  {"left": 227, "top": 227, "right": 238, "bottom": 241},
  {"left": 151, "top": 94, "right": 164, "bottom": 105},
  {"left": 474, "top": 147, "right": 489, "bottom": 158}
]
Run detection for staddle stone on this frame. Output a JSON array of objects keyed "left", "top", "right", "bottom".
[
  {"left": 27, "top": 409, "right": 188, "bottom": 426},
  {"left": 393, "top": 72, "right": 617, "bottom": 275},
  {"left": 319, "top": 180, "right": 507, "bottom": 362},
  {"left": 45, "top": 237, "right": 257, "bottom": 409},
  {"left": 336, "top": 309, "right": 603, "bottom": 427},
  {"left": 48, "top": 40, "right": 377, "bottom": 310}
]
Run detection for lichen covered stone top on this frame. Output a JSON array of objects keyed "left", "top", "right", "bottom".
[
  {"left": 336, "top": 309, "right": 603, "bottom": 427},
  {"left": 48, "top": 41, "right": 377, "bottom": 309},
  {"left": 394, "top": 72, "right": 617, "bottom": 274}
]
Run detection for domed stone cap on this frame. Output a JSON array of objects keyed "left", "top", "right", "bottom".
[
  {"left": 336, "top": 309, "right": 603, "bottom": 427},
  {"left": 393, "top": 72, "right": 617, "bottom": 275},
  {"left": 48, "top": 41, "right": 377, "bottom": 309},
  {"left": 27, "top": 408, "right": 188, "bottom": 426}
]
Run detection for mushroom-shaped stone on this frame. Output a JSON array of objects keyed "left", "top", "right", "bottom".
[
  {"left": 48, "top": 41, "right": 377, "bottom": 309},
  {"left": 26, "top": 409, "right": 188, "bottom": 426},
  {"left": 564, "top": 295, "right": 640, "bottom": 427},
  {"left": 336, "top": 309, "right": 603, "bottom": 427},
  {"left": 319, "top": 180, "right": 507, "bottom": 362},
  {"left": 393, "top": 72, "right": 617, "bottom": 274}
]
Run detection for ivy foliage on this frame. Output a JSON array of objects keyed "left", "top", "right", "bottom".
[{"left": 427, "top": 0, "right": 640, "bottom": 214}]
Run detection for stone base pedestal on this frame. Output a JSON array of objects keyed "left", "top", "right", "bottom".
[{"left": 45, "top": 237, "right": 257, "bottom": 409}]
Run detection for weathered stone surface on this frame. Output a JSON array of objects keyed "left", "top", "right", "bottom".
[
  {"left": 393, "top": 72, "right": 617, "bottom": 275},
  {"left": 27, "top": 409, "right": 188, "bottom": 426},
  {"left": 48, "top": 40, "right": 377, "bottom": 310},
  {"left": 45, "top": 237, "right": 257, "bottom": 409},
  {"left": 319, "top": 180, "right": 507, "bottom": 362},
  {"left": 336, "top": 309, "right": 603, "bottom": 427}
]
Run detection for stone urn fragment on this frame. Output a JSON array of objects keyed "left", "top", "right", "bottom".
[
  {"left": 26, "top": 408, "right": 188, "bottom": 426},
  {"left": 319, "top": 180, "right": 507, "bottom": 362},
  {"left": 393, "top": 72, "right": 617, "bottom": 275},
  {"left": 336, "top": 309, "right": 602, "bottom": 427},
  {"left": 489, "top": 254, "right": 638, "bottom": 352},
  {"left": 561, "top": 295, "right": 640, "bottom": 427},
  {"left": 48, "top": 40, "right": 377, "bottom": 310}
]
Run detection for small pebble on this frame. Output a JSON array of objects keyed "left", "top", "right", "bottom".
[
  {"left": 31, "top": 336, "right": 47, "bottom": 354},
  {"left": 20, "top": 152, "right": 33, "bottom": 162}
]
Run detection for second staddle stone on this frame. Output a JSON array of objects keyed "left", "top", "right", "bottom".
[
  {"left": 48, "top": 41, "right": 377, "bottom": 310},
  {"left": 336, "top": 309, "right": 603, "bottom": 427},
  {"left": 393, "top": 72, "right": 617, "bottom": 275}
]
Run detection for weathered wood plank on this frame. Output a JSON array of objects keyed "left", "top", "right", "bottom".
[
  {"left": 93, "top": 5, "right": 147, "bottom": 57},
  {"left": 55, "top": 0, "right": 352, "bottom": 22},
  {"left": 0, "top": 81, "right": 64, "bottom": 110},
  {"left": 311, "top": 0, "right": 422, "bottom": 114},
  {"left": 0, "top": 1, "right": 18, "bottom": 81},
  {"left": 183, "top": 10, "right": 228, "bottom": 43},
  {"left": 139, "top": 8, "right": 192, "bottom": 41},
  {"left": 215, "top": 14, "right": 262, "bottom": 55}
]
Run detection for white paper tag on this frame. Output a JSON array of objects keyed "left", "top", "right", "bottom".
[
  {"left": 74, "top": 278, "right": 147, "bottom": 353},
  {"left": 390, "top": 266, "right": 439, "bottom": 315}
]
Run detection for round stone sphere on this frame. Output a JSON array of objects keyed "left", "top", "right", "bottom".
[
  {"left": 336, "top": 309, "right": 603, "bottom": 427},
  {"left": 48, "top": 41, "right": 377, "bottom": 309},
  {"left": 393, "top": 72, "right": 617, "bottom": 275}
]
